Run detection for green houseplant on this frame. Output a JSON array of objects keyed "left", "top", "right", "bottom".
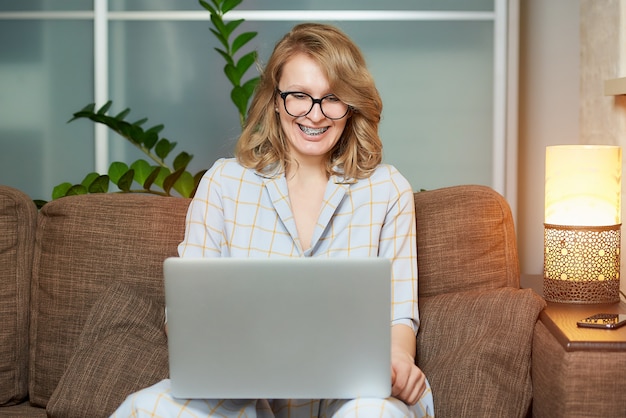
[{"left": 40, "top": 0, "right": 259, "bottom": 208}]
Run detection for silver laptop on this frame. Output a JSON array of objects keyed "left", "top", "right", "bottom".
[{"left": 163, "top": 257, "right": 391, "bottom": 400}]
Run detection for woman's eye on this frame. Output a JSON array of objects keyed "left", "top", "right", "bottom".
[
  {"left": 292, "top": 93, "right": 308, "bottom": 100},
  {"left": 325, "top": 95, "right": 340, "bottom": 102}
]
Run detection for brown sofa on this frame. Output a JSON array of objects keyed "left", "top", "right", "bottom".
[{"left": 0, "top": 184, "right": 545, "bottom": 418}]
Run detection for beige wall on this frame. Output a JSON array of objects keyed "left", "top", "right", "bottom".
[
  {"left": 519, "top": 0, "right": 626, "bottom": 295},
  {"left": 518, "top": 0, "right": 580, "bottom": 277},
  {"left": 580, "top": 0, "right": 626, "bottom": 296},
  {"left": 580, "top": 0, "right": 625, "bottom": 145}
]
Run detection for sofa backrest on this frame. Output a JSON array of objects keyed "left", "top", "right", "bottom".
[
  {"left": 414, "top": 184, "right": 520, "bottom": 297},
  {"left": 0, "top": 186, "right": 37, "bottom": 406},
  {"left": 28, "top": 193, "right": 191, "bottom": 407},
  {"left": 0, "top": 183, "right": 520, "bottom": 409}
]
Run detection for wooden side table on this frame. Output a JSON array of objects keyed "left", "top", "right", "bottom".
[{"left": 521, "top": 274, "right": 626, "bottom": 417}]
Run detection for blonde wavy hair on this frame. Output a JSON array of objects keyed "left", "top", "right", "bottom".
[{"left": 235, "top": 23, "right": 383, "bottom": 180}]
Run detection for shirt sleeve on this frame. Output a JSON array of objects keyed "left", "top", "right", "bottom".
[
  {"left": 378, "top": 168, "right": 419, "bottom": 335},
  {"left": 177, "top": 159, "right": 226, "bottom": 258}
]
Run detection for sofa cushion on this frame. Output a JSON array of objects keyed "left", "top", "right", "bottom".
[
  {"left": 416, "top": 287, "right": 545, "bottom": 418},
  {"left": 0, "top": 186, "right": 37, "bottom": 406},
  {"left": 46, "top": 280, "right": 169, "bottom": 418},
  {"left": 0, "top": 402, "right": 47, "bottom": 417},
  {"left": 29, "top": 193, "right": 190, "bottom": 407},
  {"left": 414, "top": 185, "right": 520, "bottom": 297}
]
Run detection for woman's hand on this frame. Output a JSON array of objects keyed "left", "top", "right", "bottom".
[
  {"left": 391, "top": 350, "right": 426, "bottom": 405},
  {"left": 390, "top": 324, "right": 426, "bottom": 405}
]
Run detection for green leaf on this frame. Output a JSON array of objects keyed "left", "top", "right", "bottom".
[
  {"left": 242, "top": 76, "right": 260, "bottom": 97},
  {"left": 192, "top": 169, "right": 208, "bottom": 197},
  {"left": 198, "top": 0, "right": 217, "bottom": 14},
  {"left": 232, "top": 31, "right": 257, "bottom": 55},
  {"left": 105, "top": 117, "right": 120, "bottom": 132},
  {"left": 210, "top": 28, "right": 229, "bottom": 51},
  {"left": 88, "top": 175, "right": 110, "bottom": 193},
  {"left": 146, "top": 124, "right": 164, "bottom": 135},
  {"left": 143, "top": 166, "right": 162, "bottom": 190},
  {"left": 153, "top": 166, "right": 171, "bottom": 189},
  {"left": 108, "top": 161, "right": 129, "bottom": 184},
  {"left": 142, "top": 131, "right": 159, "bottom": 149},
  {"left": 231, "top": 85, "right": 248, "bottom": 117},
  {"left": 116, "top": 122, "right": 131, "bottom": 139},
  {"left": 68, "top": 103, "right": 96, "bottom": 123},
  {"left": 90, "top": 114, "right": 108, "bottom": 125},
  {"left": 130, "top": 159, "right": 153, "bottom": 186},
  {"left": 117, "top": 169, "right": 135, "bottom": 192},
  {"left": 235, "top": 51, "right": 257, "bottom": 77},
  {"left": 224, "top": 63, "right": 240, "bottom": 86},
  {"left": 214, "top": 48, "right": 234, "bottom": 66},
  {"left": 67, "top": 112, "right": 91, "bottom": 123},
  {"left": 222, "top": 0, "right": 243, "bottom": 14},
  {"left": 210, "top": 14, "right": 229, "bottom": 39},
  {"left": 81, "top": 172, "right": 100, "bottom": 188},
  {"left": 132, "top": 117, "right": 148, "bottom": 126},
  {"left": 115, "top": 108, "right": 131, "bottom": 120},
  {"left": 173, "top": 170, "right": 195, "bottom": 197},
  {"left": 52, "top": 182, "right": 73, "bottom": 200},
  {"left": 66, "top": 184, "right": 88, "bottom": 196},
  {"left": 210, "top": 13, "right": 226, "bottom": 33},
  {"left": 143, "top": 124, "right": 164, "bottom": 148},
  {"left": 80, "top": 103, "right": 96, "bottom": 113},
  {"left": 97, "top": 100, "right": 113, "bottom": 115},
  {"left": 224, "top": 19, "right": 244, "bottom": 38},
  {"left": 128, "top": 124, "right": 144, "bottom": 144},
  {"left": 155, "top": 138, "right": 176, "bottom": 160},
  {"left": 173, "top": 151, "right": 192, "bottom": 171},
  {"left": 194, "top": 169, "right": 208, "bottom": 184},
  {"left": 163, "top": 168, "right": 185, "bottom": 195}
]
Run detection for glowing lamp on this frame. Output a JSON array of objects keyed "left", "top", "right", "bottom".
[{"left": 544, "top": 145, "right": 622, "bottom": 303}]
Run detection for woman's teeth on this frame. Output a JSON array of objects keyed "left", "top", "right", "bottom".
[{"left": 299, "top": 124, "right": 328, "bottom": 136}]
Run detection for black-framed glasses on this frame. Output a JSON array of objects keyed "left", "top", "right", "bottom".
[{"left": 277, "top": 90, "right": 350, "bottom": 120}]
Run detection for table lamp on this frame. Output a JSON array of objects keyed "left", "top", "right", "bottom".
[{"left": 544, "top": 145, "right": 622, "bottom": 303}]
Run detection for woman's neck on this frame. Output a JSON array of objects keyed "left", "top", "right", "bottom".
[
  {"left": 285, "top": 159, "right": 329, "bottom": 252},
  {"left": 286, "top": 158, "right": 328, "bottom": 185}
]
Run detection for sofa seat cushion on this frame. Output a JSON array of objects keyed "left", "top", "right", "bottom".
[
  {"left": 46, "top": 280, "right": 169, "bottom": 418},
  {"left": 416, "top": 287, "right": 545, "bottom": 418},
  {"left": 0, "top": 186, "right": 37, "bottom": 406}
]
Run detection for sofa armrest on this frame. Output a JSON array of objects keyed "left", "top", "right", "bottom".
[
  {"left": 416, "top": 287, "right": 545, "bottom": 418},
  {"left": 0, "top": 186, "right": 37, "bottom": 406}
]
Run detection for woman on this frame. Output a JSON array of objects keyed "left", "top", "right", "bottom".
[{"left": 112, "top": 23, "right": 434, "bottom": 418}]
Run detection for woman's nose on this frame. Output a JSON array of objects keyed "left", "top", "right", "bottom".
[{"left": 307, "top": 101, "right": 326, "bottom": 121}]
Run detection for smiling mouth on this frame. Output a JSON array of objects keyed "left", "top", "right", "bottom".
[{"left": 299, "top": 124, "right": 329, "bottom": 136}]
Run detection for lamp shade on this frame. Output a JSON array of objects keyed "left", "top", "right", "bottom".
[
  {"left": 545, "top": 145, "right": 621, "bottom": 226},
  {"left": 543, "top": 145, "right": 622, "bottom": 304}
]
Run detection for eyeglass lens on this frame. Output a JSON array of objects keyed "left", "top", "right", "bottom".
[{"left": 282, "top": 92, "right": 348, "bottom": 120}]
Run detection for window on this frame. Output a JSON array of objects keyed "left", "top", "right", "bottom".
[{"left": 0, "top": 0, "right": 513, "bottom": 202}]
